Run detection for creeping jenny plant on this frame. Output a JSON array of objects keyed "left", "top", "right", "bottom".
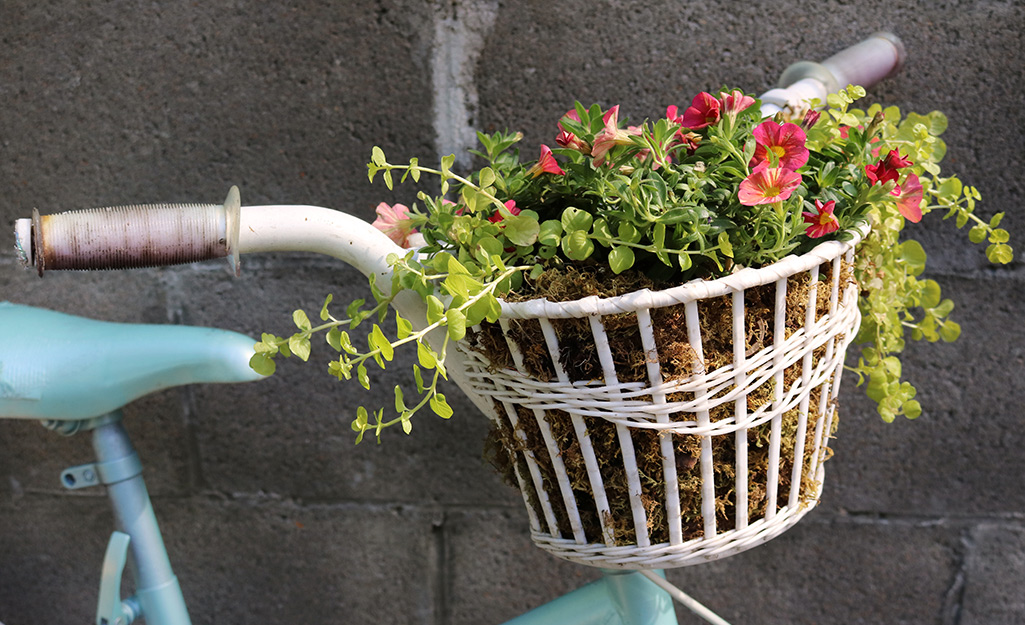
[{"left": 250, "top": 86, "right": 1012, "bottom": 441}]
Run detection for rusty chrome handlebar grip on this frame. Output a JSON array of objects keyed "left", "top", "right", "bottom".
[{"left": 14, "top": 187, "right": 241, "bottom": 277}]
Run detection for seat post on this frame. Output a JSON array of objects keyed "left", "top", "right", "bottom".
[{"left": 91, "top": 411, "right": 192, "bottom": 625}]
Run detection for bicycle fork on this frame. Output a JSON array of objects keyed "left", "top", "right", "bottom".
[{"left": 59, "top": 411, "right": 191, "bottom": 625}]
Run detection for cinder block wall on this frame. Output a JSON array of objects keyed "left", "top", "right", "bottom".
[{"left": 2, "top": 2, "right": 1023, "bottom": 624}]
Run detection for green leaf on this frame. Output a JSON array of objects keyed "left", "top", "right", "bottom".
[
  {"left": 939, "top": 320, "right": 961, "bottom": 342},
  {"left": 430, "top": 392, "right": 454, "bottom": 419},
  {"left": 371, "top": 324, "right": 394, "bottom": 361},
  {"left": 319, "top": 294, "right": 334, "bottom": 321},
  {"left": 357, "top": 364, "right": 370, "bottom": 390},
  {"left": 289, "top": 335, "right": 312, "bottom": 362},
  {"left": 562, "top": 230, "right": 595, "bottom": 261},
  {"left": 426, "top": 295, "right": 445, "bottom": 325},
  {"left": 986, "top": 243, "right": 1014, "bottom": 264},
  {"left": 561, "top": 207, "right": 593, "bottom": 233},
  {"left": 401, "top": 416, "right": 413, "bottom": 435},
  {"left": 717, "top": 232, "right": 733, "bottom": 259},
  {"left": 899, "top": 240, "right": 927, "bottom": 275},
  {"left": 338, "top": 331, "right": 357, "bottom": 355},
  {"left": 478, "top": 167, "right": 496, "bottom": 189},
  {"left": 538, "top": 220, "right": 563, "bottom": 246},
  {"left": 446, "top": 309, "right": 467, "bottom": 341},
  {"left": 394, "top": 385, "right": 406, "bottom": 413},
  {"left": 529, "top": 264, "right": 545, "bottom": 280},
  {"left": 968, "top": 224, "right": 987, "bottom": 244},
  {"left": 989, "top": 212, "right": 1004, "bottom": 228},
  {"left": 608, "top": 246, "right": 635, "bottom": 274},
  {"left": 902, "top": 399, "right": 923, "bottom": 420},
  {"left": 417, "top": 341, "right": 438, "bottom": 369},
  {"left": 617, "top": 222, "right": 641, "bottom": 244},
  {"left": 592, "top": 218, "right": 613, "bottom": 245},
  {"left": 371, "top": 146, "right": 386, "bottom": 166},
  {"left": 293, "top": 310, "right": 312, "bottom": 332},
  {"left": 395, "top": 313, "right": 413, "bottom": 340},
  {"left": 249, "top": 353, "right": 276, "bottom": 376},
  {"left": 413, "top": 364, "right": 425, "bottom": 393},
  {"left": 503, "top": 215, "right": 540, "bottom": 247}
]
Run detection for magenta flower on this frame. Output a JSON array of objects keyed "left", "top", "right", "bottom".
[
  {"left": 802, "top": 199, "right": 840, "bottom": 238},
  {"left": 489, "top": 199, "right": 521, "bottom": 224},
  {"left": 896, "top": 173, "right": 924, "bottom": 223},
  {"left": 527, "top": 144, "right": 566, "bottom": 177},
  {"left": 750, "top": 121, "right": 809, "bottom": 171},
  {"left": 670, "top": 92, "right": 721, "bottom": 129},
  {"left": 719, "top": 90, "right": 755, "bottom": 119},
  {"left": 591, "top": 105, "right": 641, "bottom": 166},
  {"left": 738, "top": 164, "right": 803, "bottom": 206},
  {"left": 866, "top": 150, "right": 913, "bottom": 186},
  {"left": 372, "top": 202, "right": 418, "bottom": 248}
]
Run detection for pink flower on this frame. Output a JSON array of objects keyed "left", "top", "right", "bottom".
[
  {"left": 866, "top": 150, "right": 913, "bottom": 186},
  {"left": 672, "top": 92, "right": 721, "bottom": 129},
  {"left": 719, "top": 90, "right": 755, "bottom": 119},
  {"left": 738, "top": 163, "right": 803, "bottom": 206},
  {"left": 489, "top": 199, "right": 521, "bottom": 223},
  {"left": 750, "top": 121, "right": 809, "bottom": 171},
  {"left": 896, "top": 173, "right": 924, "bottom": 223},
  {"left": 591, "top": 105, "right": 641, "bottom": 166},
  {"left": 556, "top": 109, "right": 590, "bottom": 153},
  {"left": 527, "top": 144, "right": 566, "bottom": 177},
  {"left": 372, "top": 202, "right": 418, "bottom": 248},
  {"left": 802, "top": 199, "right": 840, "bottom": 238}
]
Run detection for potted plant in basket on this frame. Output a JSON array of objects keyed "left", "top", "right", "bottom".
[{"left": 250, "top": 85, "right": 1012, "bottom": 568}]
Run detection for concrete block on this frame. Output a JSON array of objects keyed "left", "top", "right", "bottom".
[
  {"left": 0, "top": 497, "right": 118, "bottom": 624},
  {"left": 826, "top": 275, "right": 1025, "bottom": 517},
  {"left": 0, "top": 495, "right": 438, "bottom": 625},
  {"left": 163, "top": 498, "right": 437, "bottom": 625},
  {"left": 666, "top": 516, "right": 962, "bottom": 625},
  {"left": 444, "top": 507, "right": 601, "bottom": 625},
  {"left": 960, "top": 524, "right": 1025, "bottom": 625},
  {"left": 173, "top": 259, "right": 522, "bottom": 506}
]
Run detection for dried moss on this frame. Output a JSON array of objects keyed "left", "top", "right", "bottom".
[{"left": 477, "top": 262, "right": 853, "bottom": 547}]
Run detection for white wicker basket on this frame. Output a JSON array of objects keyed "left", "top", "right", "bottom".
[{"left": 456, "top": 228, "right": 866, "bottom": 570}]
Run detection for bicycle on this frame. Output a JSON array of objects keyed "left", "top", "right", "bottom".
[{"left": 1, "top": 33, "right": 904, "bottom": 625}]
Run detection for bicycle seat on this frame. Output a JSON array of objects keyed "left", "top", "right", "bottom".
[{"left": 0, "top": 301, "right": 265, "bottom": 421}]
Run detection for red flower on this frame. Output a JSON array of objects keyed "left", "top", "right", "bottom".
[
  {"left": 669, "top": 92, "right": 721, "bottom": 129},
  {"left": 750, "top": 121, "right": 809, "bottom": 171},
  {"left": 489, "top": 200, "right": 520, "bottom": 223},
  {"left": 866, "top": 150, "right": 913, "bottom": 186},
  {"left": 738, "top": 164, "right": 803, "bottom": 206},
  {"left": 719, "top": 89, "right": 755, "bottom": 119},
  {"left": 896, "top": 173, "right": 924, "bottom": 223},
  {"left": 591, "top": 105, "right": 641, "bottom": 166},
  {"left": 527, "top": 144, "right": 566, "bottom": 177},
  {"left": 800, "top": 110, "right": 821, "bottom": 130},
  {"left": 802, "top": 199, "right": 840, "bottom": 238},
  {"left": 556, "top": 109, "right": 590, "bottom": 153}
]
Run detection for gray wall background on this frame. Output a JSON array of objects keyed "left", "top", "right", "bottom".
[{"left": 1, "top": 1, "right": 1023, "bottom": 624}]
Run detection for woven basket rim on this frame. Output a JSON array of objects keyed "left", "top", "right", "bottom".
[{"left": 498, "top": 222, "right": 868, "bottom": 320}]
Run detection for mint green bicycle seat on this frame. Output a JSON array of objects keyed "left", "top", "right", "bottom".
[{"left": 0, "top": 301, "right": 265, "bottom": 421}]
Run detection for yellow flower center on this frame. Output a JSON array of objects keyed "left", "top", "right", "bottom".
[{"left": 771, "top": 145, "right": 786, "bottom": 158}]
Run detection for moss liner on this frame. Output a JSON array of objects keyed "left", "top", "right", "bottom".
[{"left": 475, "top": 262, "right": 850, "bottom": 547}]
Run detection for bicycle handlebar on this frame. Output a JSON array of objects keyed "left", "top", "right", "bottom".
[{"left": 15, "top": 187, "right": 242, "bottom": 277}]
